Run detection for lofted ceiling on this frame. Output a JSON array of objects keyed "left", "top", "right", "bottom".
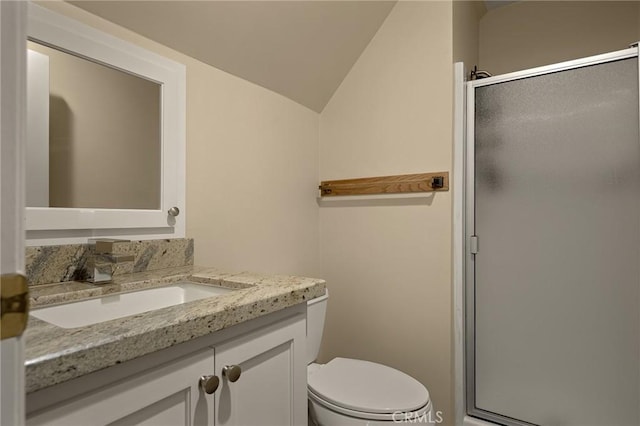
[{"left": 70, "top": 1, "right": 397, "bottom": 112}]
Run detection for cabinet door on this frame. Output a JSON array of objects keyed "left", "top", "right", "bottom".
[
  {"left": 214, "top": 314, "right": 306, "bottom": 426},
  {"left": 27, "top": 349, "right": 215, "bottom": 426}
]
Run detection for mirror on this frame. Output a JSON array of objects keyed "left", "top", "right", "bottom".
[
  {"left": 27, "top": 40, "right": 161, "bottom": 210},
  {"left": 26, "top": 3, "right": 185, "bottom": 236}
]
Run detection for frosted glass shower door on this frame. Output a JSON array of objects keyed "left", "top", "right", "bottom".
[{"left": 470, "top": 56, "right": 640, "bottom": 426}]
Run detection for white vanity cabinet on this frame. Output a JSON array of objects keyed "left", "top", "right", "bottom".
[
  {"left": 28, "top": 349, "right": 215, "bottom": 426},
  {"left": 26, "top": 309, "right": 307, "bottom": 426}
]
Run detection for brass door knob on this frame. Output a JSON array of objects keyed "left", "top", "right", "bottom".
[
  {"left": 1, "top": 274, "right": 29, "bottom": 340},
  {"left": 199, "top": 375, "right": 220, "bottom": 394},
  {"left": 222, "top": 365, "right": 242, "bottom": 382}
]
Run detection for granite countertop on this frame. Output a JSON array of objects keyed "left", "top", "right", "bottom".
[{"left": 25, "top": 266, "right": 325, "bottom": 394}]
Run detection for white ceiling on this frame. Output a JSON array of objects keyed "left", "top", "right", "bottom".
[{"left": 70, "top": 1, "right": 397, "bottom": 112}]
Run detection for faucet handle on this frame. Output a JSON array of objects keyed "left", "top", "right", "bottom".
[
  {"left": 87, "top": 239, "right": 133, "bottom": 284},
  {"left": 88, "top": 238, "right": 131, "bottom": 254}
]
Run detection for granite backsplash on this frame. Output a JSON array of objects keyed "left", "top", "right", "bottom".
[{"left": 26, "top": 238, "right": 194, "bottom": 286}]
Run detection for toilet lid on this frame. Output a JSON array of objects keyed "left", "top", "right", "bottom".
[{"left": 307, "top": 358, "right": 430, "bottom": 414}]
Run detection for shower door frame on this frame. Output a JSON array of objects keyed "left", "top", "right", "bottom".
[{"left": 458, "top": 46, "right": 640, "bottom": 426}]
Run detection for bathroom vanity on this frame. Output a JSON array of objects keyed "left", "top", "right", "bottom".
[{"left": 24, "top": 266, "right": 325, "bottom": 425}]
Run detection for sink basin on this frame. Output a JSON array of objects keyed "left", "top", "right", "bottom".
[{"left": 31, "top": 282, "right": 234, "bottom": 329}]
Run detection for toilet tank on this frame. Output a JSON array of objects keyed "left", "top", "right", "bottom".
[{"left": 306, "top": 289, "right": 328, "bottom": 364}]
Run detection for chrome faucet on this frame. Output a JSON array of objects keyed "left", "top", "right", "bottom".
[{"left": 87, "top": 239, "right": 134, "bottom": 284}]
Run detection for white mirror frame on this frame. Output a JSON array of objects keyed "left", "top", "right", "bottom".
[{"left": 26, "top": 4, "right": 185, "bottom": 240}]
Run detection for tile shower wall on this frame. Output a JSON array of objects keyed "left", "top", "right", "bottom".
[{"left": 26, "top": 238, "right": 194, "bottom": 286}]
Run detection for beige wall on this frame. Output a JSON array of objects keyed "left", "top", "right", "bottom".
[
  {"left": 28, "top": 41, "right": 161, "bottom": 210},
  {"left": 40, "top": 1, "right": 320, "bottom": 277},
  {"left": 318, "top": 1, "right": 454, "bottom": 423},
  {"left": 480, "top": 1, "right": 640, "bottom": 76},
  {"left": 453, "top": 0, "right": 485, "bottom": 76},
  {"left": 186, "top": 61, "right": 319, "bottom": 276}
]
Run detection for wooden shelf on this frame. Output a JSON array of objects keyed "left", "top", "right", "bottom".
[{"left": 319, "top": 172, "right": 449, "bottom": 197}]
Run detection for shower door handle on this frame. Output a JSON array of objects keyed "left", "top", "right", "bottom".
[{"left": 470, "top": 235, "right": 479, "bottom": 255}]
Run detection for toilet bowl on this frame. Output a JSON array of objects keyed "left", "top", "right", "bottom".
[{"left": 307, "top": 291, "right": 435, "bottom": 425}]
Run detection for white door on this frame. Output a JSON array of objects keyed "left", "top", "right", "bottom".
[
  {"left": 214, "top": 315, "right": 307, "bottom": 426},
  {"left": 0, "top": 1, "right": 28, "bottom": 425},
  {"left": 27, "top": 350, "right": 215, "bottom": 426}
]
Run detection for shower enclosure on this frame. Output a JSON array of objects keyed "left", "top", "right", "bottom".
[{"left": 462, "top": 48, "right": 640, "bottom": 426}]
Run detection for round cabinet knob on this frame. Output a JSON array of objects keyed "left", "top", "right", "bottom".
[
  {"left": 222, "top": 365, "right": 242, "bottom": 382},
  {"left": 168, "top": 206, "right": 180, "bottom": 217},
  {"left": 199, "top": 375, "right": 220, "bottom": 394}
]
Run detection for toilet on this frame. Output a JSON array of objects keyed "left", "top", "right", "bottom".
[{"left": 306, "top": 290, "right": 435, "bottom": 425}]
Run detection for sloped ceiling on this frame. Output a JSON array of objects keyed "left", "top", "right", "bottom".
[
  {"left": 484, "top": 0, "right": 518, "bottom": 11},
  {"left": 70, "top": 1, "right": 397, "bottom": 112}
]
